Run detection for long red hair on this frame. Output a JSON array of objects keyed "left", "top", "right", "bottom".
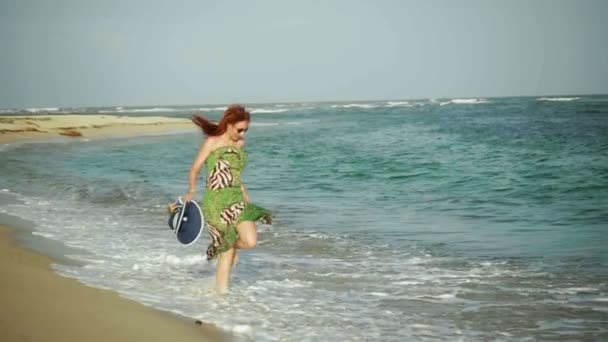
[{"left": 191, "top": 104, "right": 251, "bottom": 136}]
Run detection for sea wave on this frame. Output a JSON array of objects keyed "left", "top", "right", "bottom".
[
  {"left": 98, "top": 107, "right": 179, "bottom": 113},
  {"left": 251, "top": 122, "right": 280, "bottom": 127},
  {"left": 250, "top": 121, "right": 304, "bottom": 127},
  {"left": 196, "top": 106, "right": 228, "bottom": 112},
  {"left": 385, "top": 101, "right": 413, "bottom": 107},
  {"left": 440, "top": 98, "right": 488, "bottom": 106},
  {"left": 250, "top": 108, "right": 289, "bottom": 114},
  {"left": 193, "top": 107, "right": 290, "bottom": 114},
  {"left": 330, "top": 103, "right": 379, "bottom": 109},
  {"left": 24, "top": 107, "right": 60, "bottom": 113},
  {"left": 537, "top": 97, "right": 580, "bottom": 102},
  {"left": 125, "top": 107, "right": 179, "bottom": 113}
]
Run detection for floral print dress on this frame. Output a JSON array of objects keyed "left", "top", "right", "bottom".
[{"left": 202, "top": 146, "right": 272, "bottom": 260}]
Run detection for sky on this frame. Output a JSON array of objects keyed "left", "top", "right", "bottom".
[{"left": 1, "top": 0, "right": 607, "bottom": 108}]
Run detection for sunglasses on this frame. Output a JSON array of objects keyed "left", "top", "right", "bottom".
[{"left": 237, "top": 128, "right": 248, "bottom": 134}]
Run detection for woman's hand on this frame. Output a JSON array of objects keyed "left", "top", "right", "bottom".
[
  {"left": 240, "top": 184, "right": 250, "bottom": 203},
  {"left": 183, "top": 190, "right": 195, "bottom": 203},
  {"left": 243, "top": 191, "right": 250, "bottom": 203}
]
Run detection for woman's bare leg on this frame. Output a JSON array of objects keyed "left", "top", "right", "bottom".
[
  {"left": 215, "top": 222, "right": 257, "bottom": 293},
  {"left": 234, "top": 221, "right": 257, "bottom": 250},
  {"left": 215, "top": 247, "right": 235, "bottom": 294},
  {"left": 231, "top": 221, "right": 258, "bottom": 268}
]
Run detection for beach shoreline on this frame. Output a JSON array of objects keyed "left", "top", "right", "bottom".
[
  {"left": 0, "top": 114, "right": 198, "bottom": 144},
  {"left": 0, "top": 223, "right": 228, "bottom": 342},
  {"left": 0, "top": 115, "right": 228, "bottom": 341}
]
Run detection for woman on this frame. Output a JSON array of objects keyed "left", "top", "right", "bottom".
[{"left": 184, "top": 104, "right": 272, "bottom": 293}]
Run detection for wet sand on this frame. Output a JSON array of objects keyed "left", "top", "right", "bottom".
[{"left": 0, "top": 224, "right": 227, "bottom": 342}]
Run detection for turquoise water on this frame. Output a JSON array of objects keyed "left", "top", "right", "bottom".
[{"left": 1, "top": 96, "right": 607, "bottom": 340}]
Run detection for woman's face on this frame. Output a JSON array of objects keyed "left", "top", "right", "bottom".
[{"left": 228, "top": 120, "right": 249, "bottom": 142}]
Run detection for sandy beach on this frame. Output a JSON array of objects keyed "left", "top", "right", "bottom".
[
  {"left": 0, "top": 114, "right": 197, "bottom": 144},
  {"left": 0, "top": 224, "right": 227, "bottom": 342},
  {"left": 0, "top": 115, "right": 227, "bottom": 341}
]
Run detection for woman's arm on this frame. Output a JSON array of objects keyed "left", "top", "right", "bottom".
[
  {"left": 240, "top": 183, "right": 250, "bottom": 203},
  {"left": 184, "top": 139, "right": 213, "bottom": 202},
  {"left": 236, "top": 140, "right": 249, "bottom": 202}
]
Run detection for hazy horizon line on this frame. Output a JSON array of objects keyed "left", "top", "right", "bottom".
[{"left": 2, "top": 92, "right": 607, "bottom": 111}]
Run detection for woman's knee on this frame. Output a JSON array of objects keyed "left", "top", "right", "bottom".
[
  {"left": 237, "top": 222, "right": 257, "bottom": 249},
  {"left": 240, "top": 234, "right": 257, "bottom": 249}
]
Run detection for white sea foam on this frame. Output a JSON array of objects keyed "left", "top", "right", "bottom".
[
  {"left": 330, "top": 103, "right": 378, "bottom": 109},
  {"left": 194, "top": 107, "right": 291, "bottom": 114},
  {"left": 129, "top": 107, "right": 179, "bottom": 113},
  {"left": 558, "top": 287, "right": 598, "bottom": 294},
  {"left": 24, "top": 107, "right": 60, "bottom": 113},
  {"left": 98, "top": 107, "right": 179, "bottom": 113},
  {"left": 434, "top": 293, "right": 457, "bottom": 300},
  {"left": 537, "top": 97, "right": 580, "bottom": 102},
  {"left": 385, "top": 101, "right": 413, "bottom": 107},
  {"left": 196, "top": 106, "right": 228, "bottom": 112},
  {"left": 303, "top": 232, "right": 331, "bottom": 239},
  {"left": 231, "top": 324, "right": 253, "bottom": 335},
  {"left": 1, "top": 189, "right": 604, "bottom": 341},
  {"left": 394, "top": 280, "right": 423, "bottom": 285},
  {"left": 252, "top": 279, "right": 312, "bottom": 289},
  {"left": 453, "top": 98, "right": 486, "bottom": 104},
  {"left": 32, "top": 231, "right": 56, "bottom": 239},
  {"left": 251, "top": 122, "right": 280, "bottom": 127},
  {"left": 250, "top": 108, "right": 289, "bottom": 114},
  {"left": 440, "top": 98, "right": 488, "bottom": 106}
]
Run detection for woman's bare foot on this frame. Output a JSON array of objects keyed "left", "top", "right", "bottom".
[{"left": 215, "top": 286, "right": 229, "bottom": 295}]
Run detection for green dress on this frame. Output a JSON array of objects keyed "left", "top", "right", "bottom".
[{"left": 202, "top": 145, "right": 272, "bottom": 260}]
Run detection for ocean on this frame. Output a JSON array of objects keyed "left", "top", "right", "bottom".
[{"left": 1, "top": 96, "right": 607, "bottom": 341}]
